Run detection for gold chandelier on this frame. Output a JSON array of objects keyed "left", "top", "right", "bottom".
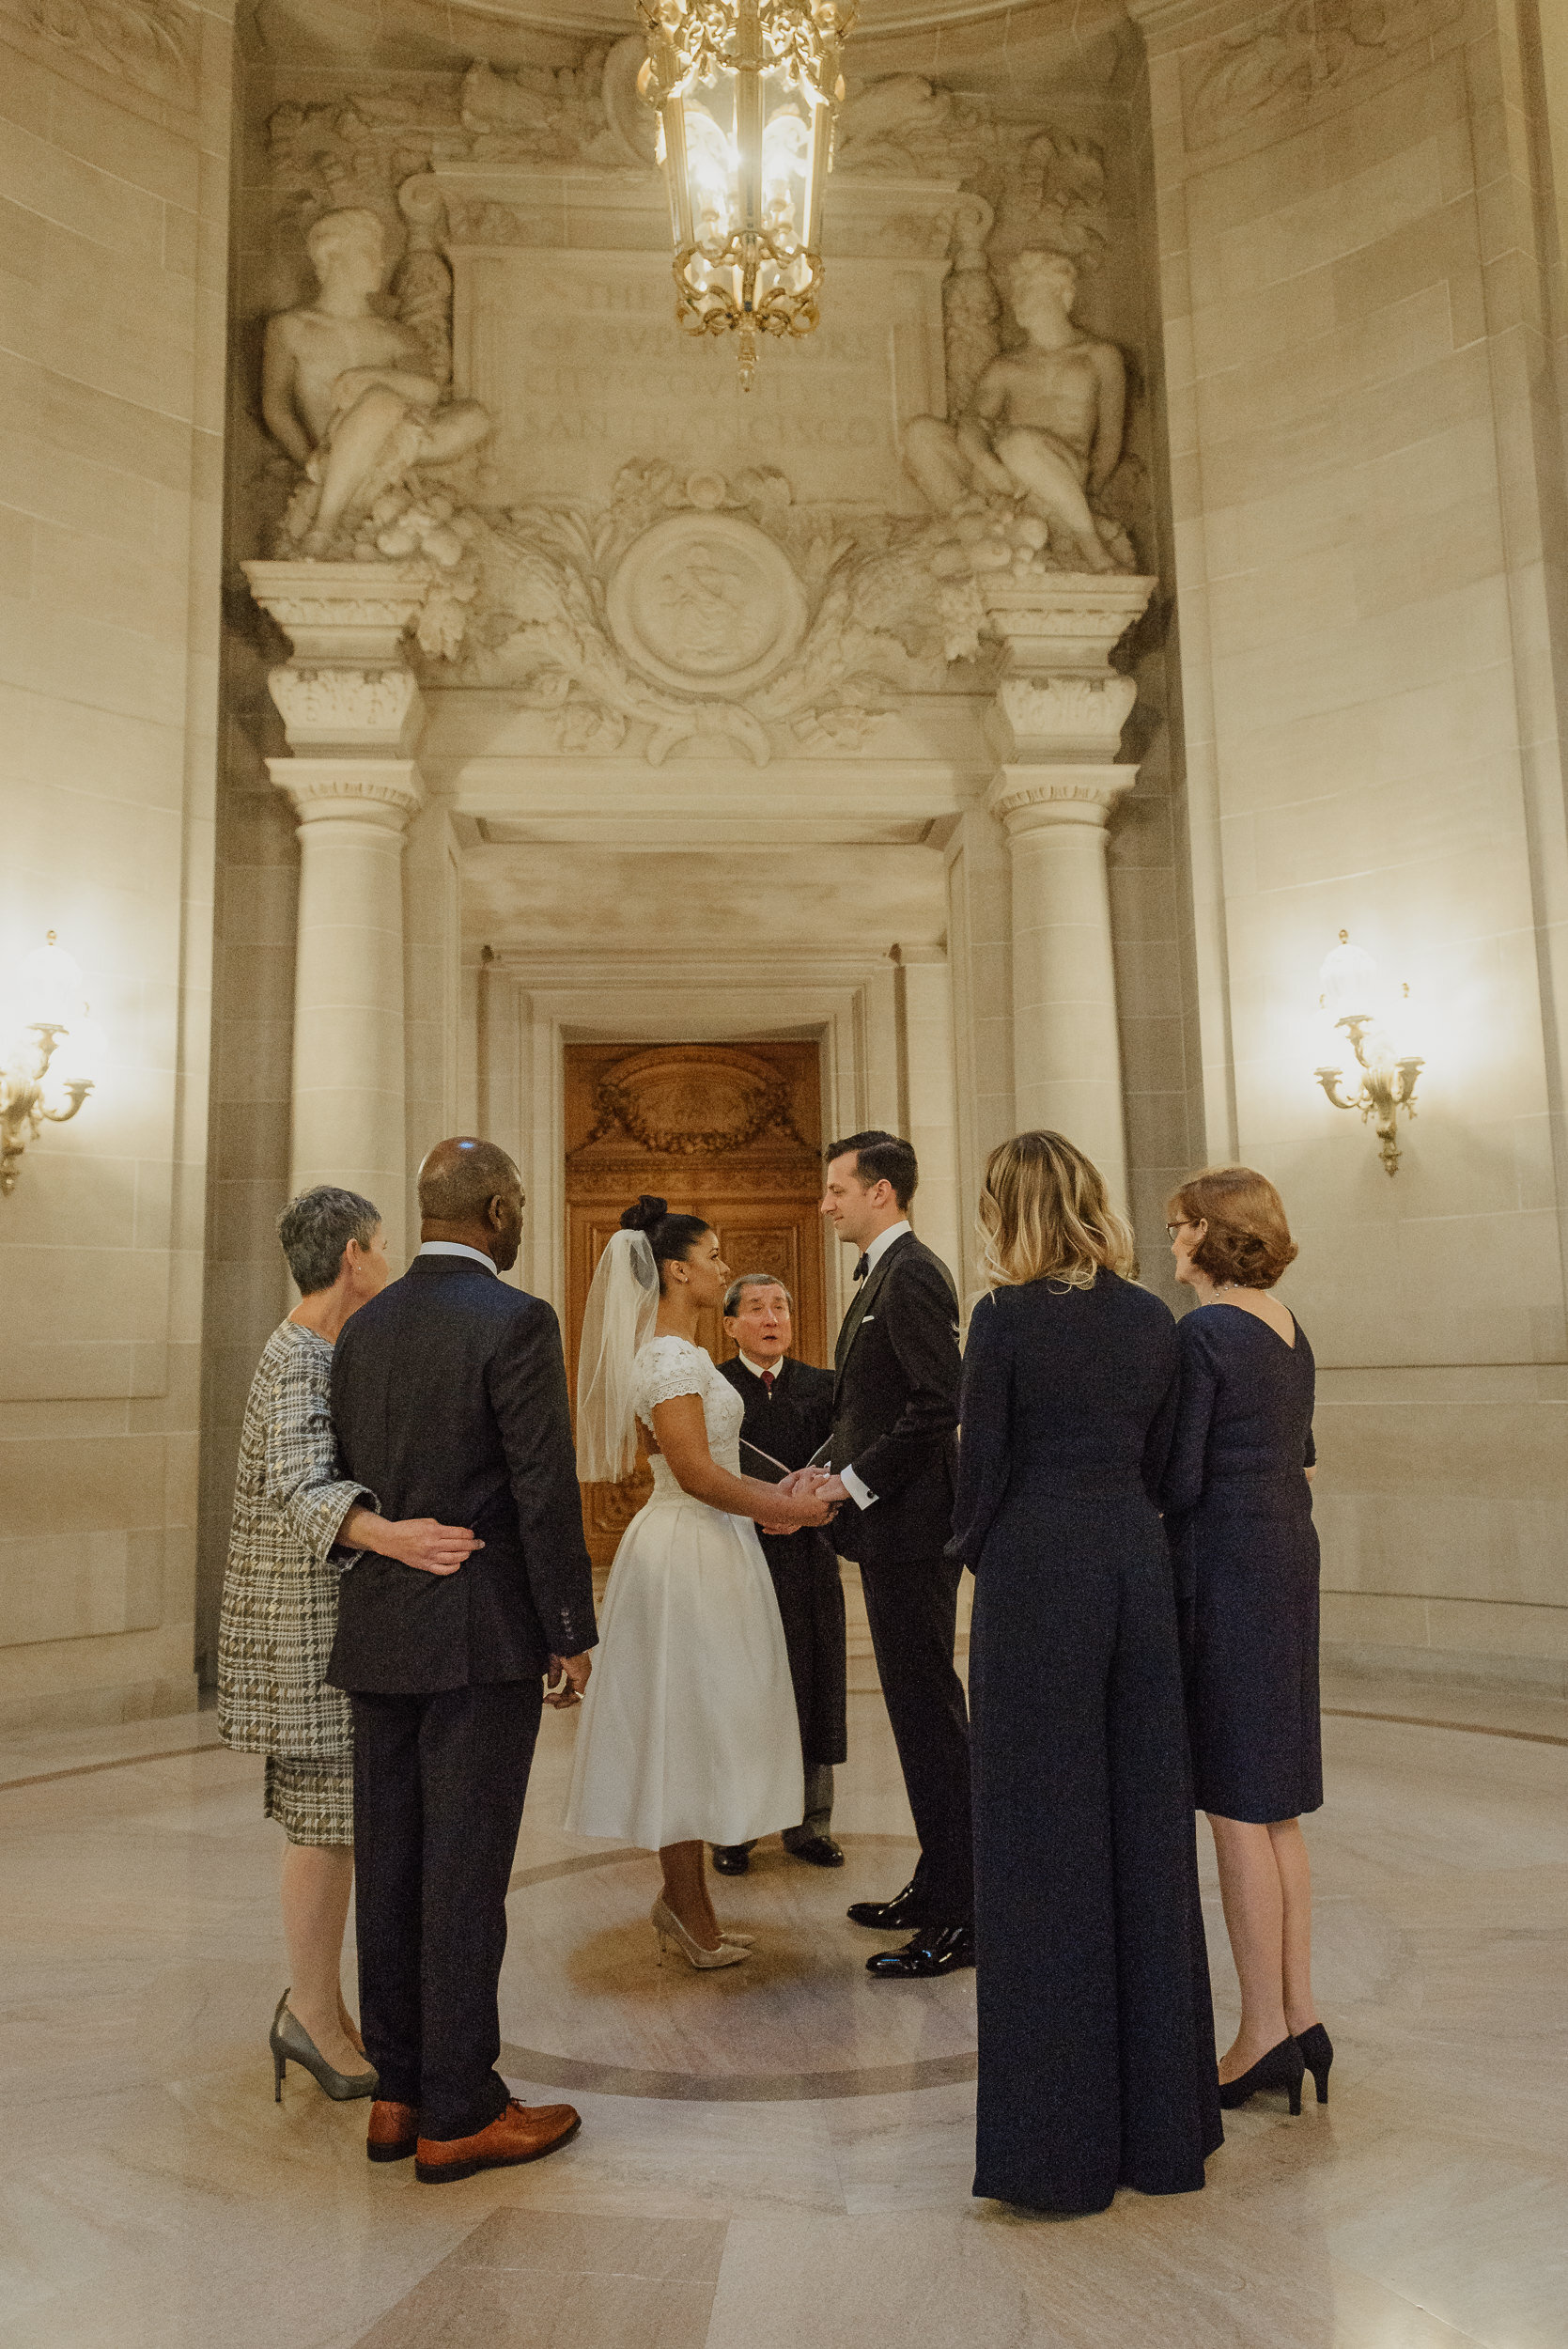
[{"left": 637, "top": 0, "right": 857, "bottom": 389}]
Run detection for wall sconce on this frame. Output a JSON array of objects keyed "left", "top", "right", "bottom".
[
  {"left": 1313, "top": 931, "right": 1422, "bottom": 1176},
  {"left": 0, "top": 932, "right": 101, "bottom": 1197}
]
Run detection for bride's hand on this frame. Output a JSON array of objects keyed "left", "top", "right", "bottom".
[{"left": 760, "top": 1486, "right": 836, "bottom": 1533}]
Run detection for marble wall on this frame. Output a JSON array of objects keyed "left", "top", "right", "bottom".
[
  {"left": 1134, "top": 0, "right": 1568, "bottom": 1683},
  {"left": 10, "top": 0, "right": 1544, "bottom": 1703},
  {"left": 0, "top": 1, "right": 231, "bottom": 1725}
]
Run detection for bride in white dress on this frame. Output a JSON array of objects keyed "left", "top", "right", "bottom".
[{"left": 566, "top": 1197, "right": 836, "bottom": 1968}]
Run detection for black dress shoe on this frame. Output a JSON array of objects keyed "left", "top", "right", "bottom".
[
  {"left": 866, "top": 1924, "right": 975, "bottom": 1979},
  {"left": 711, "top": 1845, "right": 751, "bottom": 1875},
  {"left": 846, "top": 1879, "right": 928, "bottom": 1931},
  {"left": 787, "top": 1835, "right": 845, "bottom": 1868}
]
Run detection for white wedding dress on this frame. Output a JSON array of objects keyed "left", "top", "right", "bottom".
[{"left": 564, "top": 1335, "right": 804, "bottom": 1850}]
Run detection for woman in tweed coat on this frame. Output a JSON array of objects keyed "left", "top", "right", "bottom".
[{"left": 219, "top": 1187, "right": 480, "bottom": 2097}]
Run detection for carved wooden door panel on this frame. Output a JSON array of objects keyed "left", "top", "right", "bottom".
[{"left": 564, "top": 1040, "right": 826, "bottom": 1577}]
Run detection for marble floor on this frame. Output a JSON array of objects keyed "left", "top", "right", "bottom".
[{"left": 2, "top": 1602, "right": 1565, "bottom": 2348}]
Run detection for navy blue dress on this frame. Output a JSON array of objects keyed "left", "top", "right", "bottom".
[
  {"left": 951, "top": 1274, "right": 1223, "bottom": 2217},
  {"left": 1161, "top": 1303, "right": 1321, "bottom": 1825}
]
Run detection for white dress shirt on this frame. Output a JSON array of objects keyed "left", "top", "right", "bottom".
[
  {"left": 840, "top": 1220, "right": 911, "bottom": 1511},
  {"left": 417, "top": 1240, "right": 498, "bottom": 1273},
  {"left": 737, "top": 1351, "right": 783, "bottom": 1379}
]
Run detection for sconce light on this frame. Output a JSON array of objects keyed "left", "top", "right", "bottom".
[
  {"left": 1312, "top": 931, "right": 1422, "bottom": 1176},
  {"left": 0, "top": 932, "right": 101, "bottom": 1197}
]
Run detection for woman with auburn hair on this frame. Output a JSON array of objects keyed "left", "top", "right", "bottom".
[
  {"left": 1163, "top": 1166, "right": 1327, "bottom": 2118},
  {"left": 951, "top": 1131, "right": 1222, "bottom": 2217}
]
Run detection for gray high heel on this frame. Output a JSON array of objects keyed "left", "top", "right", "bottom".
[{"left": 270, "top": 1988, "right": 378, "bottom": 2102}]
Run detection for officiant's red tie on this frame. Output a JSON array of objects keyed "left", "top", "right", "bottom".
[{"left": 762, "top": 1370, "right": 774, "bottom": 1394}]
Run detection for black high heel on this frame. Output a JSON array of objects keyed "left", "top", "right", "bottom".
[
  {"left": 1218, "top": 2035, "right": 1305, "bottom": 2114},
  {"left": 1295, "top": 2022, "right": 1333, "bottom": 2104}
]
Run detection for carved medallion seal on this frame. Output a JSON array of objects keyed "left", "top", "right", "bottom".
[{"left": 606, "top": 514, "right": 808, "bottom": 697}]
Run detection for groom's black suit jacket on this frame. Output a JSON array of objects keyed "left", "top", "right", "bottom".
[
  {"left": 829, "top": 1232, "right": 962, "bottom": 1569},
  {"left": 327, "top": 1254, "right": 597, "bottom": 1694}
]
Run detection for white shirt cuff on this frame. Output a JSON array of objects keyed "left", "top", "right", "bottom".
[{"left": 841, "top": 1463, "right": 877, "bottom": 1511}]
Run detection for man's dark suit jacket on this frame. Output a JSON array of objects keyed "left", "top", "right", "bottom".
[
  {"left": 328, "top": 1254, "right": 597, "bottom": 1695},
  {"left": 718, "top": 1352, "right": 846, "bottom": 1766},
  {"left": 830, "top": 1231, "right": 962, "bottom": 1570},
  {"left": 717, "top": 1351, "right": 835, "bottom": 1501}
]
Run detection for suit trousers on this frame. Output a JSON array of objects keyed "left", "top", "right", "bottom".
[
  {"left": 350, "top": 1681, "right": 541, "bottom": 2141},
  {"left": 858, "top": 1551, "right": 973, "bottom": 1924}
]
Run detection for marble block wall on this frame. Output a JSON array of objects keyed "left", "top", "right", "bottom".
[
  {"left": 0, "top": 3, "right": 231, "bottom": 1726},
  {"left": 1134, "top": 0, "right": 1568, "bottom": 1683}
]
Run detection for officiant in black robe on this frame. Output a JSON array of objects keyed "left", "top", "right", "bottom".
[{"left": 713, "top": 1273, "right": 847, "bottom": 1873}]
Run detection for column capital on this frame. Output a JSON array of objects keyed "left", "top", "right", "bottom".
[
  {"left": 987, "top": 765, "right": 1141, "bottom": 835},
  {"left": 244, "top": 557, "right": 431, "bottom": 764},
  {"left": 266, "top": 661, "right": 425, "bottom": 756},
  {"left": 266, "top": 757, "right": 427, "bottom": 834},
  {"left": 242, "top": 559, "right": 436, "bottom": 665},
  {"left": 986, "top": 673, "right": 1140, "bottom": 766},
  {"left": 980, "top": 573, "right": 1158, "bottom": 679}
]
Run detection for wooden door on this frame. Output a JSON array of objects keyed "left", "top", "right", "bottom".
[{"left": 564, "top": 1039, "right": 826, "bottom": 1577}]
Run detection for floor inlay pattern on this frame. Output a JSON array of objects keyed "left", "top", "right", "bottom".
[
  {"left": 4, "top": 1672, "right": 1566, "bottom": 2347},
  {"left": 499, "top": 1835, "right": 977, "bottom": 2102}
]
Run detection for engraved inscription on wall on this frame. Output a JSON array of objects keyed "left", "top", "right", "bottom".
[{"left": 451, "top": 248, "right": 942, "bottom": 512}]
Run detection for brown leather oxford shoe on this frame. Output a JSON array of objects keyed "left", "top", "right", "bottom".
[
  {"left": 414, "top": 2099, "right": 582, "bottom": 2185},
  {"left": 366, "top": 2099, "right": 420, "bottom": 2163}
]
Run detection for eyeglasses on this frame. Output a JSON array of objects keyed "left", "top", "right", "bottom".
[{"left": 1166, "top": 1221, "right": 1196, "bottom": 1240}]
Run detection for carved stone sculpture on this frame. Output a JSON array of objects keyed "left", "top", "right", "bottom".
[
  {"left": 905, "top": 248, "right": 1128, "bottom": 576},
  {"left": 262, "top": 201, "right": 491, "bottom": 562}
]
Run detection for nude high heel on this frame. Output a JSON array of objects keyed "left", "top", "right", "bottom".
[{"left": 650, "top": 1898, "right": 748, "bottom": 1970}]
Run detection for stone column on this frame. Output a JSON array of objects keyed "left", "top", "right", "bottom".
[
  {"left": 242, "top": 563, "right": 433, "bottom": 1263},
  {"left": 900, "top": 947, "right": 963, "bottom": 1288},
  {"left": 981, "top": 575, "right": 1156, "bottom": 1211}
]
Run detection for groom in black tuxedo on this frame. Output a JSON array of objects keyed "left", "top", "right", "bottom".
[{"left": 785, "top": 1130, "right": 972, "bottom": 1980}]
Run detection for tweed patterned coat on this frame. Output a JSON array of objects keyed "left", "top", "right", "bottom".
[{"left": 217, "top": 1321, "right": 374, "bottom": 1762}]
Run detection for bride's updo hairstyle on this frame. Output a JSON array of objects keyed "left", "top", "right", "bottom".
[
  {"left": 620, "top": 1195, "right": 712, "bottom": 1289},
  {"left": 977, "top": 1130, "right": 1137, "bottom": 1293}
]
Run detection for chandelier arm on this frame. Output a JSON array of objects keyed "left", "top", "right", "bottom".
[{"left": 1312, "top": 1067, "right": 1360, "bottom": 1114}]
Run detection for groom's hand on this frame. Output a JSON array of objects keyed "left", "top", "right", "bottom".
[
  {"left": 775, "top": 1467, "right": 819, "bottom": 1498},
  {"left": 545, "top": 1651, "right": 593, "bottom": 1709}
]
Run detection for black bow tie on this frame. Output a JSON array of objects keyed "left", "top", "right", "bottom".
[{"left": 854, "top": 1254, "right": 870, "bottom": 1283}]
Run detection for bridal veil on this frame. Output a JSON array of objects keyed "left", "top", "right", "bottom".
[{"left": 575, "top": 1227, "right": 660, "bottom": 1482}]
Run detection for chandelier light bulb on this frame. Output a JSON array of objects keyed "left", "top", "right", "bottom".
[
  {"left": 51, "top": 1006, "right": 105, "bottom": 1096},
  {"left": 19, "top": 931, "right": 86, "bottom": 1031},
  {"left": 1317, "top": 929, "right": 1379, "bottom": 1023}
]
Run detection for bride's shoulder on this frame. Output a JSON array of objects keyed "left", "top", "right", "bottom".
[
  {"left": 631, "top": 1332, "right": 711, "bottom": 1414},
  {"left": 634, "top": 1332, "right": 705, "bottom": 1368}
]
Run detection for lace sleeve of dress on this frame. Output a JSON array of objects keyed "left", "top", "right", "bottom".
[{"left": 632, "top": 1336, "right": 706, "bottom": 1423}]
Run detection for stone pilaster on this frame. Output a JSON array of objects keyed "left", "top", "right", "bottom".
[{"left": 242, "top": 562, "right": 433, "bottom": 1261}]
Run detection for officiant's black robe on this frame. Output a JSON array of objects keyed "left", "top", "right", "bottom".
[{"left": 718, "top": 1353, "right": 847, "bottom": 1768}]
